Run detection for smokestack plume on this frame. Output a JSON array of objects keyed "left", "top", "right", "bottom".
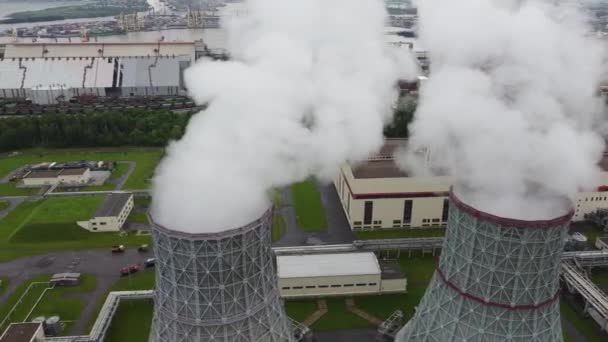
[
  {"left": 397, "top": 0, "right": 606, "bottom": 220},
  {"left": 152, "top": 0, "right": 417, "bottom": 233}
]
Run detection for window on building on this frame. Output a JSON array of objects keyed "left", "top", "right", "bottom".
[
  {"left": 92, "top": 228, "right": 97, "bottom": 231},
  {"left": 354, "top": 221, "right": 362, "bottom": 225},
  {"left": 318, "top": 285, "right": 329, "bottom": 288},
  {"left": 356, "top": 283, "right": 367, "bottom": 286},
  {"left": 347, "top": 194, "right": 351, "bottom": 214},
  {"left": 100, "top": 222, "right": 107, "bottom": 225},
  {"left": 364, "top": 201, "right": 373, "bottom": 225},
  {"left": 403, "top": 200, "right": 413, "bottom": 224},
  {"left": 331, "top": 284, "right": 342, "bottom": 288},
  {"left": 393, "top": 220, "right": 401, "bottom": 224},
  {"left": 422, "top": 219, "right": 428, "bottom": 223},
  {"left": 282, "top": 287, "right": 290, "bottom": 290},
  {"left": 92, "top": 222, "right": 97, "bottom": 225},
  {"left": 293, "top": 286, "right": 303, "bottom": 289},
  {"left": 442, "top": 199, "right": 449, "bottom": 221},
  {"left": 368, "top": 283, "right": 377, "bottom": 286},
  {"left": 432, "top": 218, "right": 440, "bottom": 223},
  {"left": 343, "top": 284, "right": 354, "bottom": 287}
]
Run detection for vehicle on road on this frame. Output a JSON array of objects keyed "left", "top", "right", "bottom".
[
  {"left": 144, "top": 258, "right": 156, "bottom": 268},
  {"left": 138, "top": 244, "right": 150, "bottom": 252},
  {"left": 120, "top": 264, "right": 141, "bottom": 276},
  {"left": 112, "top": 245, "right": 125, "bottom": 253}
]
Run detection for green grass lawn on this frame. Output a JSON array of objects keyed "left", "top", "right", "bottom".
[
  {"left": 560, "top": 300, "right": 607, "bottom": 342},
  {"left": 0, "top": 276, "right": 8, "bottom": 296},
  {"left": 355, "top": 228, "right": 446, "bottom": 240},
  {"left": 0, "top": 199, "right": 151, "bottom": 262},
  {"left": 356, "top": 256, "right": 435, "bottom": 321},
  {"left": 572, "top": 222, "right": 604, "bottom": 249},
  {"left": 111, "top": 162, "right": 130, "bottom": 179},
  {"left": 0, "top": 274, "right": 51, "bottom": 333},
  {"left": 104, "top": 299, "right": 154, "bottom": 342},
  {"left": 311, "top": 298, "right": 372, "bottom": 331},
  {"left": 128, "top": 211, "right": 149, "bottom": 224},
  {"left": 272, "top": 212, "right": 286, "bottom": 242},
  {"left": 86, "top": 269, "right": 154, "bottom": 333},
  {"left": 591, "top": 268, "right": 608, "bottom": 292},
  {"left": 134, "top": 196, "right": 151, "bottom": 207},
  {"left": 27, "top": 274, "right": 97, "bottom": 335},
  {"left": 291, "top": 180, "right": 327, "bottom": 232},
  {"left": 0, "top": 200, "right": 9, "bottom": 211},
  {"left": 285, "top": 300, "right": 318, "bottom": 322},
  {"left": 0, "top": 148, "right": 162, "bottom": 190},
  {"left": 0, "top": 183, "right": 40, "bottom": 196},
  {"left": 81, "top": 183, "right": 116, "bottom": 191}
]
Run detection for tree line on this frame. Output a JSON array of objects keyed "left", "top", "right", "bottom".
[{"left": 0, "top": 110, "right": 192, "bottom": 152}]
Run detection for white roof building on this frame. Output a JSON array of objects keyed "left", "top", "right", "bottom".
[{"left": 277, "top": 252, "right": 380, "bottom": 279}]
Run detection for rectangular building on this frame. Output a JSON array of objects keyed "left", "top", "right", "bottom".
[
  {"left": 22, "top": 168, "right": 91, "bottom": 187},
  {"left": 277, "top": 252, "right": 406, "bottom": 298},
  {"left": 77, "top": 192, "right": 134, "bottom": 232},
  {"left": 334, "top": 139, "right": 608, "bottom": 230}
]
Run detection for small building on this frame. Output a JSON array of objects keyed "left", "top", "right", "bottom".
[
  {"left": 22, "top": 168, "right": 91, "bottom": 187},
  {"left": 49, "top": 273, "right": 81, "bottom": 287},
  {"left": 277, "top": 252, "right": 406, "bottom": 298},
  {"left": 77, "top": 192, "right": 134, "bottom": 232},
  {"left": 0, "top": 322, "right": 45, "bottom": 342}
]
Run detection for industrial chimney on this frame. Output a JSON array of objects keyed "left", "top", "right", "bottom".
[
  {"left": 396, "top": 190, "right": 572, "bottom": 341},
  {"left": 149, "top": 207, "right": 294, "bottom": 342}
]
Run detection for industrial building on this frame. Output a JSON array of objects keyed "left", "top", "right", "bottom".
[
  {"left": 149, "top": 207, "right": 294, "bottom": 341},
  {"left": 77, "top": 192, "right": 134, "bottom": 232},
  {"left": 0, "top": 322, "right": 45, "bottom": 342},
  {"left": 335, "top": 139, "right": 608, "bottom": 230},
  {"left": 396, "top": 191, "right": 570, "bottom": 341},
  {"left": 277, "top": 252, "right": 406, "bottom": 298},
  {"left": 22, "top": 168, "right": 91, "bottom": 187}
]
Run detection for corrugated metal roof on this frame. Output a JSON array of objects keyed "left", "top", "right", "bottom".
[
  {"left": 95, "top": 192, "right": 132, "bottom": 217},
  {"left": 120, "top": 56, "right": 186, "bottom": 87},
  {"left": 277, "top": 252, "right": 380, "bottom": 278}
]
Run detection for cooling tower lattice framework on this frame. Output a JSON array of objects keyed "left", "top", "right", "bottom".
[
  {"left": 397, "top": 191, "right": 572, "bottom": 342},
  {"left": 149, "top": 208, "right": 294, "bottom": 342}
]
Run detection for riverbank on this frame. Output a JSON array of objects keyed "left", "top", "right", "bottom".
[{"left": 0, "top": 4, "right": 149, "bottom": 24}]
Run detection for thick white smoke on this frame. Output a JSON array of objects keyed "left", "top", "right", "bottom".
[
  {"left": 398, "top": 0, "right": 607, "bottom": 220},
  {"left": 152, "top": 0, "right": 417, "bottom": 233}
]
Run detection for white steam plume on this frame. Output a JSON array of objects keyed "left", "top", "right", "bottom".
[
  {"left": 152, "top": 0, "right": 417, "bottom": 233},
  {"left": 398, "top": 0, "right": 607, "bottom": 220}
]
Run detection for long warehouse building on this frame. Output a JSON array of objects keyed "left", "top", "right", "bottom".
[{"left": 335, "top": 139, "right": 608, "bottom": 230}]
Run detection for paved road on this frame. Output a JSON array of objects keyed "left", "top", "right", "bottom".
[
  {"left": 0, "top": 249, "right": 151, "bottom": 335},
  {"left": 0, "top": 197, "right": 26, "bottom": 220},
  {"left": 273, "top": 182, "right": 354, "bottom": 247},
  {"left": 113, "top": 161, "right": 136, "bottom": 190}
]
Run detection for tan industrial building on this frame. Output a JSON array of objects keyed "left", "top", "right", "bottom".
[
  {"left": 335, "top": 139, "right": 608, "bottom": 230},
  {"left": 77, "top": 192, "right": 134, "bottom": 232},
  {"left": 22, "top": 168, "right": 91, "bottom": 187},
  {"left": 276, "top": 252, "right": 407, "bottom": 298},
  {"left": 0, "top": 322, "right": 45, "bottom": 342}
]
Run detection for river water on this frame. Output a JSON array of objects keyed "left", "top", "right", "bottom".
[{"left": 0, "top": 0, "right": 91, "bottom": 20}]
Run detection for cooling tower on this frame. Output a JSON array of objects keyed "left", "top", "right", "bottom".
[
  {"left": 396, "top": 191, "right": 572, "bottom": 342},
  {"left": 149, "top": 208, "right": 294, "bottom": 342}
]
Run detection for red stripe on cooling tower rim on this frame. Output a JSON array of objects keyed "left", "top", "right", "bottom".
[
  {"left": 448, "top": 189, "right": 573, "bottom": 229},
  {"left": 434, "top": 266, "right": 561, "bottom": 311}
]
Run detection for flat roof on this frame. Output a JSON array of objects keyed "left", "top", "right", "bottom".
[
  {"left": 25, "top": 168, "right": 88, "bottom": 179},
  {"left": 352, "top": 160, "right": 409, "bottom": 179},
  {"left": 59, "top": 168, "right": 88, "bottom": 176},
  {"left": 0, "top": 323, "right": 41, "bottom": 342},
  {"left": 95, "top": 192, "right": 132, "bottom": 217},
  {"left": 277, "top": 252, "right": 380, "bottom": 278},
  {"left": 379, "top": 260, "right": 406, "bottom": 280}
]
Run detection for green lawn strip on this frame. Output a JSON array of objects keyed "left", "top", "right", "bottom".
[
  {"left": 0, "top": 183, "right": 39, "bottom": 196},
  {"left": 27, "top": 274, "right": 97, "bottom": 335},
  {"left": 0, "top": 274, "right": 51, "bottom": 332},
  {"left": 575, "top": 222, "right": 604, "bottom": 248},
  {"left": 128, "top": 211, "right": 149, "bottom": 224},
  {"left": 591, "top": 268, "right": 608, "bottom": 292},
  {"left": 0, "top": 149, "right": 162, "bottom": 190},
  {"left": 85, "top": 269, "right": 155, "bottom": 333},
  {"left": 560, "top": 301, "right": 606, "bottom": 342},
  {"left": 134, "top": 196, "right": 151, "bottom": 207},
  {"left": 29, "top": 196, "right": 103, "bottom": 224},
  {"left": 563, "top": 332, "right": 573, "bottom": 342},
  {"left": 272, "top": 212, "right": 286, "bottom": 242},
  {"left": 356, "top": 256, "right": 435, "bottom": 321},
  {"left": 0, "top": 277, "right": 9, "bottom": 296},
  {"left": 81, "top": 183, "right": 117, "bottom": 191},
  {"left": 0, "top": 200, "right": 9, "bottom": 211},
  {"left": 291, "top": 180, "right": 327, "bottom": 232},
  {"left": 0, "top": 200, "right": 42, "bottom": 242},
  {"left": 110, "top": 163, "right": 130, "bottom": 180},
  {"left": 104, "top": 299, "right": 154, "bottom": 342},
  {"left": 311, "top": 298, "right": 372, "bottom": 331},
  {"left": 355, "top": 228, "right": 446, "bottom": 240},
  {"left": 284, "top": 300, "right": 318, "bottom": 322}
]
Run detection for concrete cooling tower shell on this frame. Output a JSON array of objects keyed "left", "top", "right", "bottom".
[
  {"left": 149, "top": 208, "right": 294, "bottom": 342},
  {"left": 397, "top": 191, "right": 572, "bottom": 342}
]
